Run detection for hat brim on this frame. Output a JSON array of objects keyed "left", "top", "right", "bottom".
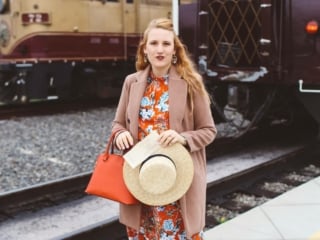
[{"left": 123, "top": 142, "right": 194, "bottom": 206}]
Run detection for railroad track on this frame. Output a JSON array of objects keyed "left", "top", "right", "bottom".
[
  {"left": 57, "top": 140, "right": 320, "bottom": 240},
  {"left": 0, "top": 124, "right": 298, "bottom": 221},
  {"left": 0, "top": 173, "right": 90, "bottom": 222},
  {"left": 0, "top": 134, "right": 319, "bottom": 240}
]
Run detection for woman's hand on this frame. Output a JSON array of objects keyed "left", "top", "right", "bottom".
[
  {"left": 115, "top": 131, "right": 134, "bottom": 150},
  {"left": 158, "top": 129, "right": 187, "bottom": 147}
]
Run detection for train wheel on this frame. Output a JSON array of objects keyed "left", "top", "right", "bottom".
[
  {"left": 0, "top": 75, "right": 14, "bottom": 103},
  {"left": 0, "top": 72, "right": 28, "bottom": 104}
]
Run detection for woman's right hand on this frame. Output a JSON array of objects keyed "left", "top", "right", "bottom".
[{"left": 115, "top": 131, "right": 134, "bottom": 150}]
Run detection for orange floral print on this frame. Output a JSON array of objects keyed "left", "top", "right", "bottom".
[{"left": 138, "top": 72, "right": 169, "bottom": 139}]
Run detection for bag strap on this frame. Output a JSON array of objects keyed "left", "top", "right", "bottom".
[{"left": 105, "top": 130, "right": 121, "bottom": 155}]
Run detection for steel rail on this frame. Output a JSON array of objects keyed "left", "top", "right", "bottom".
[
  {"left": 56, "top": 141, "right": 320, "bottom": 240},
  {"left": 0, "top": 172, "right": 91, "bottom": 219}
]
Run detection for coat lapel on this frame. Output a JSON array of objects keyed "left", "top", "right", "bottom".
[
  {"left": 168, "top": 67, "right": 188, "bottom": 131},
  {"left": 127, "top": 68, "right": 149, "bottom": 140},
  {"left": 128, "top": 66, "right": 188, "bottom": 139}
]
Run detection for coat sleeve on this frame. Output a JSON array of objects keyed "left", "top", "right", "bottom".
[
  {"left": 180, "top": 92, "right": 217, "bottom": 153},
  {"left": 111, "top": 76, "right": 131, "bottom": 134}
]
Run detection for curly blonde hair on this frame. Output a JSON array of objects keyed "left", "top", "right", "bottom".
[{"left": 135, "top": 18, "right": 210, "bottom": 103}]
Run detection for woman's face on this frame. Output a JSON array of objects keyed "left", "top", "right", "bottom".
[{"left": 144, "top": 28, "right": 176, "bottom": 76}]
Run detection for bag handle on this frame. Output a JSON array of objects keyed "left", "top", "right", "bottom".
[{"left": 104, "top": 130, "right": 122, "bottom": 157}]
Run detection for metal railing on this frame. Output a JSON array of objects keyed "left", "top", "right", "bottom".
[{"left": 207, "top": 0, "right": 262, "bottom": 67}]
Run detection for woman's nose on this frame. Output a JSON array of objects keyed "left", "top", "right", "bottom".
[{"left": 156, "top": 45, "right": 164, "bottom": 52}]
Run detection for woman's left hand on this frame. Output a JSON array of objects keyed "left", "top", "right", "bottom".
[{"left": 158, "top": 129, "right": 187, "bottom": 147}]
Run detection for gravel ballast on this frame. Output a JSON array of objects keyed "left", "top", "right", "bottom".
[{"left": 0, "top": 107, "right": 116, "bottom": 193}]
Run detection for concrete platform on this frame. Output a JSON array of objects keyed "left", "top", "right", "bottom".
[{"left": 204, "top": 176, "right": 320, "bottom": 240}]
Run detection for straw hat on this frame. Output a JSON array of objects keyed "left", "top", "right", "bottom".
[{"left": 123, "top": 132, "right": 194, "bottom": 206}]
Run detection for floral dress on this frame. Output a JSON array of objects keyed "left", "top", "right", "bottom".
[{"left": 126, "top": 72, "right": 203, "bottom": 240}]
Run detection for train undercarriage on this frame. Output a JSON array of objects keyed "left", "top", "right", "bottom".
[
  {"left": 0, "top": 60, "right": 133, "bottom": 104},
  {"left": 207, "top": 82, "right": 319, "bottom": 139}
]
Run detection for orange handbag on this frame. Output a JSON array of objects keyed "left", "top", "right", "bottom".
[{"left": 85, "top": 132, "right": 139, "bottom": 205}]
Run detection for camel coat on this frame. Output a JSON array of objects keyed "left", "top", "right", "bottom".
[{"left": 111, "top": 66, "right": 217, "bottom": 238}]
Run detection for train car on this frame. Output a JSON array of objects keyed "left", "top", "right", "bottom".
[
  {"left": 2, "top": 0, "right": 319, "bottom": 138},
  {"left": 179, "top": 0, "right": 320, "bottom": 137},
  {"left": 0, "top": 0, "right": 176, "bottom": 103}
]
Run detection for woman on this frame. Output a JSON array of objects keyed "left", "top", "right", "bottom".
[{"left": 112, "top": 18, "right": 217, "bottom": 240}]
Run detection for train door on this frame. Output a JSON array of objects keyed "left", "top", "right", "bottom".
[
  {"left": 123, "top": 0, "right": 139, "bottom": 61},
  {"left": 87, "top": 0, "right": 171, "bottom": 61},
  {"left": 123, "top": 0, "right": 173, "bottom": 61},
  {"left": 87, "top": 0, "right": 124, "bottom": 59}
]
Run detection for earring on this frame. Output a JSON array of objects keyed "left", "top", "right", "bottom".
[
  {"left": 172, "top": 54, "right": 177, "bottom": 64},
  {"left": 144, "top": 54, "right": 148, "bottom": 63}
]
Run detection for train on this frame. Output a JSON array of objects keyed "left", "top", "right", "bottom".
[
  {"left": 0, "top": 0, "right": 179, "bottom": 102},
  {"left": 179, "top": 0, "right": 320, "bottom": 138},
  {"left": 0, "top": 0, "right": 319, "bottom": 138}
]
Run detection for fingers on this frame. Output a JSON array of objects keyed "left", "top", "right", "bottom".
[
  {"left": 115, "top": 130, "right": 185, "bottom": 150},
  {"left": 158, "top": 130, "right": 185, "bottom": 147},
  {"left": 115, "top": 131, "right": 134, "bottom": 150}
]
